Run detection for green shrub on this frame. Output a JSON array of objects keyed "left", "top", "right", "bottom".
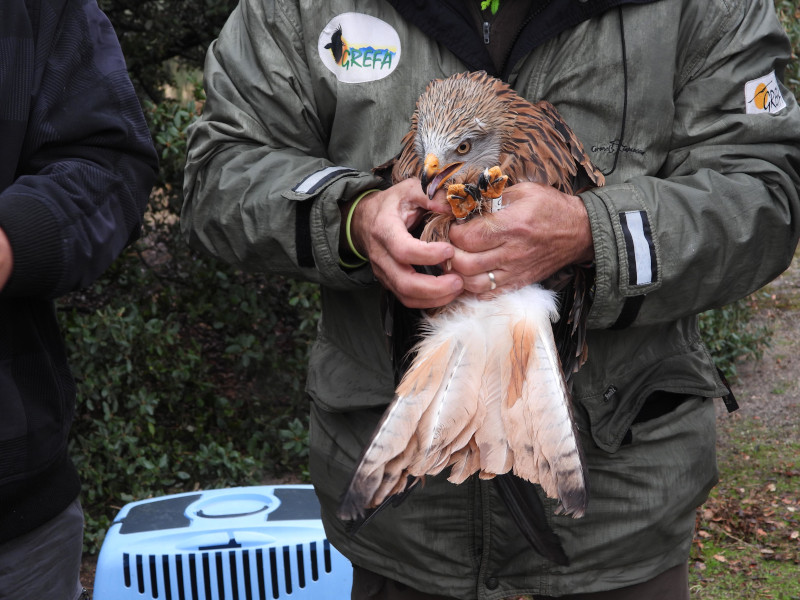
[
  {"left": 698, "top": 295, "right": 772, "bottom": 382},
  {"left": 62, "top": 86, "right": 319, "bottom": 554},
  {"left": 62, "top": 252, "right": 319, "bottom": 553},
  {"left": 144, "top": 79, "right": 204, "bottom": 202}
]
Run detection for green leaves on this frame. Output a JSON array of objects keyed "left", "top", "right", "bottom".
[
  {"left": 61, "top": 88, "right": 318, "bottom": 554},
  {"left": 144, "top": 80, "right": 204, "bottom": 206},
  {"left": 698, "top": 295, "right": 772, "bottom": 382},
  {"left": 775, "top": 1, "right": 800, "bottom": 97},
  {"left": 480, "top": 0, "right": 501, "bottom": 15},
  {"left": 98, "top": 0, "right": 239, "bottom": 102}
]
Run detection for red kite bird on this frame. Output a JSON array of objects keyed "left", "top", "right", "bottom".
[{"left": 339, "top": 71, "right": 605, "bottom": 565}]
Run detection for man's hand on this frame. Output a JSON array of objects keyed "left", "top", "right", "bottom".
[
  {"left": 346, "top": 179, "right": 463, "bottom": 308},
  {"left": 447, "top": 182, "right": 594, "bottom": 296},
  {"left": 0, "top": 228, "right": 12, "bottom": 291}
]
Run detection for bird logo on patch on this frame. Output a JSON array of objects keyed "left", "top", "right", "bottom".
[
  {"left": 318, "top": 14, "right": 401, "bottom": 83},
  {"left": 324, "top": 25, "right": 349, "bottom": 66},
  {"left": 744, "top": 71, "right": 786, "bottom": 115}
]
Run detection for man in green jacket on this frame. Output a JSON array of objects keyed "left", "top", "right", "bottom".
[{"left": 182, "top": 1, "right": 800, "bottom": 598}]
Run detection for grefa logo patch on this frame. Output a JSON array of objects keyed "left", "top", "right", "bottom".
[
  {"left": 744, "top": 71, "right": 786, "bottom": 115},
  {"left": 318, "top": 13, "right": 401, "bottom": 83}
]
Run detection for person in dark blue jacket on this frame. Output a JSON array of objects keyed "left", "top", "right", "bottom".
[{"left": 0, "top": 1, "right": 158, "bottom": 597}]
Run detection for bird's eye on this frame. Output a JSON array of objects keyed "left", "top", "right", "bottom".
[{"left": 456, "top": 140, "right": 471, "bottom": 155}]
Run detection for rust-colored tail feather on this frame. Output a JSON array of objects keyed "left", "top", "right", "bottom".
[{"left": 338, "top": 285, "right": 588, "bottom": 522}]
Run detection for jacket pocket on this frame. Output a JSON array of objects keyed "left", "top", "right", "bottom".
[{"left": 575, "top": 337, "right": 727, "bottom": 453}]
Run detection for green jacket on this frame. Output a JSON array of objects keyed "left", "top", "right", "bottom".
[{"left": 182, "top": 0, "right": 800, "bottom": 597}]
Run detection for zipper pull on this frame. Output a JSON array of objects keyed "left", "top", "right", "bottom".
[
  {"left": 483, "top": 21, "right": 490, "bottom": 44},
  {"left": 602, "top": 385, "right": 618, "bottom": 403}
]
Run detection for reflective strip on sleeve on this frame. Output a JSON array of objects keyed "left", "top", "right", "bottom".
[
  {"left": 293, "top": 166, "right": 356, "bottom": 195},
  {"left": 619, "top": 210, "right": 657, "bottom": 286}
]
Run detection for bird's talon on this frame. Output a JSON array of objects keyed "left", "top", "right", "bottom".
[
  {"left": 447, "top": 183, "right": 482, "bottom": 220},
  {"left": 478, "top": 166, "right": 508, "bottom": 200}
]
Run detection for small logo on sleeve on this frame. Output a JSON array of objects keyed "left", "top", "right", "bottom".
[
  {"left": 744, "top": 71, "right": 786, "bottom": 115},
  {"left": 318, "top": 13, "right": 401, "bottom": 83}
]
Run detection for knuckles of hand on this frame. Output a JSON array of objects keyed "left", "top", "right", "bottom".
[{"left": 366, "top": 180, "right": 584, "bottom": 304}]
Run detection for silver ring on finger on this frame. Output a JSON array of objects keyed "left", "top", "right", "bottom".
[{"left": 488, "top": 271, "right": 497, "bottom": 291}]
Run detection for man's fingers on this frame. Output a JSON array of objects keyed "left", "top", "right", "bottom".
[
  {"left": 460, "top": 269, "right": 503, "bottom": 294},
  {"left": 390, "top": 237, "right": 455, "bottom": 268},
  {"left": 447, "top": 209, "right": 507, "bottom": 252},
  {"left": 426, "top": 187, "right": 452, "bottom": 215},
  {"left": 374, "top": 261, "right": 464, "bottom": 309},
  {"left": 395, "top": 272, "right": 464, "bottom": 309},
  {"left": 447, "top": 245, "right": 495, "bottom": 278},
  {"left": 366, "top": 219, "right": 464, "bottom": 308}
]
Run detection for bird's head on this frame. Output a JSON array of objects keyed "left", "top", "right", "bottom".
[{"left": 413, "top": 72, "right": 517, "bottom": 199}]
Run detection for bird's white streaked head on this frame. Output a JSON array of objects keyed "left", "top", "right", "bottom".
[{"left": 413, "top": 72, "right": 518, "bottom": 197}]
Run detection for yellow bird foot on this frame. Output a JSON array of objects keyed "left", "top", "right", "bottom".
[
  {"left": 478, "top": 166, "right": 508, "bottom": 199},
  {"left": 446, "top": 183, "right": 482, "bottom": 222}
]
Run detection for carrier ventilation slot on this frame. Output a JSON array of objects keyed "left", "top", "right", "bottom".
[{"left": 121, "top": 541, "right": 334, "bottom": 599}]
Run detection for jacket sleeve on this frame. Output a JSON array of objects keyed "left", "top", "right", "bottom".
[
  {"left": 181, "top": 0, "right": 384, "bottom": 289},
  {"left": 582, "top": 0, "right": 800, "bottom": 329},
  {"left": 0, "top": 0, "right": 157, "bottom": 300}
]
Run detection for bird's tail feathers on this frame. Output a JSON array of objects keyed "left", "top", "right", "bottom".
[
  {"left": 338, "top": 298, "right": 485, "bottom": 519},
  {"left": 494, "top": 286, "right": 588, "bottom": 518},
  {"left": 339, "top": 285, "right": 587, "bottom": 522}
]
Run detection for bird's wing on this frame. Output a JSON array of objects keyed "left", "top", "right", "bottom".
[
  {"left": 548, "top": 264, "right": 592, "bottom": 384},
  {"left": 503, "top": 99, "right": 604, "bottom": 193},
  {"left": 502, "top": 98, "right": 600, "bottom": 383}
]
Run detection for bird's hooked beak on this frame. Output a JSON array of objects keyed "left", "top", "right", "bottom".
[{"left": 420, "top": 153, "right": 464, "bottom": 199}]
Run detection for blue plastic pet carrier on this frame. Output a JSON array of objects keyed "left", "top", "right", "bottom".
[{"left": 93, "top": 485, "right": 353, "bottom": 600}]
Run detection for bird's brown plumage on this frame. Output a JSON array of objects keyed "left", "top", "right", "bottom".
[
  {"left": 391, "top": 71, "right": 602, "bottom": 192},
  {"left": 340, "top": 72, "right": 604, "bottom": 562}
]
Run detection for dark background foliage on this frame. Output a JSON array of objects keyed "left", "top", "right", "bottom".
[
  {"left": 64, "top": 0, "right": 794, "bottom": 554},
  {"left": 97, "top": 0, "right": 238, "bottom": 102}
]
